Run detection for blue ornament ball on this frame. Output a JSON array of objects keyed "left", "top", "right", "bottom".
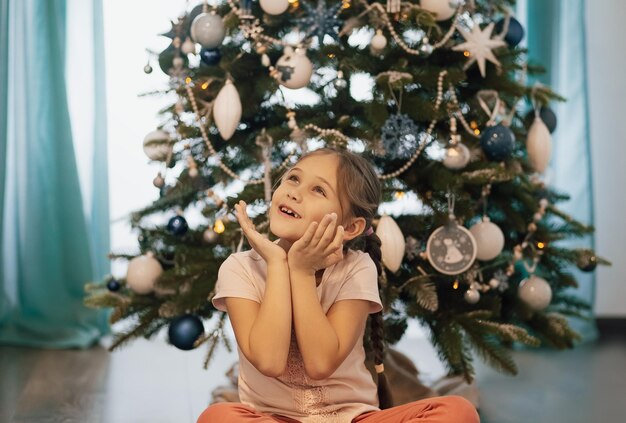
[
  {"left": 495, "top": 17, "right": 525, "bottom": 48},
  {"left": 525, "top": 106, "right": 557, "bottom": 134},
  {"left": 106, "top": 279, "right": 121, "bottom": 292},
  {"left": 200, "top": 48, "right": 221, "bottom": 66},
  {"left": 168, "top": 314, "right": 204, "bottom": 350},
  {"left": 480, "top": 124, "right": 516, "bottom": 161},
  {"left": 167, "top": 215, "right": 189, "bottom": 236}
]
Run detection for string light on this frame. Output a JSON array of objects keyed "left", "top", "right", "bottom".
[
  {"left": 201, "top": 81, "right": 209, "bottom": 90},
  {"left": 214, "top": 219, "right": 225, "bottom": 234},
  {"left": 453, "top": 280, "right": 460, "bottom": 289}
]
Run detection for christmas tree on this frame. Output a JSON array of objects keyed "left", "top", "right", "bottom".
[{"left": 86, "top": 0, "right": 608, "bottom": 383}]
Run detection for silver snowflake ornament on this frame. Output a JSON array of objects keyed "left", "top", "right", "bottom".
[
  {"left": 452, "top": 22, "right": 506, "bottom": 77},
  {"left": 380, "top": 114, "right": 420, "bottom": 160},
  {"left": 296, "top": 0, "right": 343, "bottom": 43}
]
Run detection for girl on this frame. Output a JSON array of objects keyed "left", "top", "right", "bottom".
[{"left": 198, "top": 148, "right": 479, "bottom": 422}]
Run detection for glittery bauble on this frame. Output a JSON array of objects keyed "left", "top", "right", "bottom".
[
  {"left": 168, "top": 314, "right": 204, "bottom": 350},
  {"left": 200, "top": 48, "right": 221, "bottom": 65},
  {"left": 275, "top": 47, "right": 313, "bottom": 89},
  {"left": 167, "top": 215, "right": 189, "bottom": 236},
  {"left": 190, "top": 12, "right": 226, "bottom": 49},
  {"left": 495, "top": 17, "right": 525, "bottom": 48},
  {"left": 380, "top": 114, "right": 420, "bottom": 160},
  {"left": 518, "top": 275, "right": 552, "bottom": 311},
  {"left": 143, "top": 130, "right": 172, "bottom": 161},
  {"left": 480, "top": 124, "right": 516, "bottom": 161},
  {"left": 126, "top": 252, "right": 163, "bottom": 295}
]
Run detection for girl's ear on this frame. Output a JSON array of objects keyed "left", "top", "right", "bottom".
[{"left": 342, "top": 217, "right": 366, "bottom": 242}]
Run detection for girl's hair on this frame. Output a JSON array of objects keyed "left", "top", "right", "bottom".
[{"left": 292, "top": 147, "right": 393, "bottom": 409}]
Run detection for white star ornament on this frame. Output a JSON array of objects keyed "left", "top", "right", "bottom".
[{"left": 452, "top": 23, "right": 506, "bottom": 77}]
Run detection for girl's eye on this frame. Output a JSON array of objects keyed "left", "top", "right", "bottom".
[
  {"left": 314, "top": 186, "right": 326, "bottom": 196},
  {"left": 288, "top": 175, "right": 298, "bottom": 182}
]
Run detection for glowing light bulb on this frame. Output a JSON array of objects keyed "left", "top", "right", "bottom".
[{"left": 214, "top": 219, "right": 225, "bottom": 234}]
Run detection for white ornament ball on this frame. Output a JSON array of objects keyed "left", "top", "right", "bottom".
[
  {"left": 260, "top": 0, "right": 290, "bottom": 15},
  {"left": 191, "top": 12, "right": 226, "bottom": 49},
  {"left": 126, "top": 252, "right": 163, "bottom": 295},
  {"left": 464, "top": 288, "right": 480, "bottom": 304},
  {"left": 470, "top": 217, "right": 505, "bottom": 261},
  {"left": 376, "top": 214, "right": 406, "bottom": 273},
  {"left": 371, "top": 30, "right": 388, "bottom": 50},
  {"left": 153, "top": 173, "right": 165, "bottom": 188},
  {"left": 420, "top": 0, "right": 457, "bottom": 21},
  {"left": 203, "top": 228, "right": 218, "bottom": 243},
  {"left": 518, "top": 275, "right": 552, "bottom": 311},
  {"left": 181, "top": 37, "right": 196, "bottom": 55},
  {"left": 443, "top": 142, "right": 471, "bottom": 170},
  {"left": 488, "top": 278, "right": 500, "bottom": 289},
  {"left": 275, "top": 47, "right": 313, "bottom": 89},
  {"left": 143, "top": 130, "right": 172, "bottom": 161},
  {"left": 527, "top": 117, "right": 552, "bottom": 173},
  {"left": 173, "top": 56, "right": 184, "bottom": 69},
  {"left": 213, "top": 79, "right": 242, "bottom": 140}
]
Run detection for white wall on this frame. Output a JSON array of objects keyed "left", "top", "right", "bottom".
[
  {"left": 104, "top": 0, "right": 188, "bottom": 277},
  {"left": 586, "top": 2, "right": 626, "bottom": 316}
]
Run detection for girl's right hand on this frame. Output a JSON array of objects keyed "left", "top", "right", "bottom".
[{"left": 234, "top": 200, "right": 287, "bottom": 264}]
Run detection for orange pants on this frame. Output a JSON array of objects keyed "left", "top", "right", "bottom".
[{"left": 197, "top": 396, "right": 480, "bottom": 422}]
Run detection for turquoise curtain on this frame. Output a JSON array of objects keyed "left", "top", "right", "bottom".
[
  {"left": 518, "top": 0, "right": 597, "bottom": 341},
  {"left": 0, "top": 0, "right": 110, "bottom": 348}
]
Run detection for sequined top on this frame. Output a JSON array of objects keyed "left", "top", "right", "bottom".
[{"left": 212, "top": 248, "right": 383, "bottom": 423}]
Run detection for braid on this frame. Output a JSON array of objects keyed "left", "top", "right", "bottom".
[
  {"left": 363, "top": 230, "right": 393, "bottom": 409},
  {"left": 364, "top": 230, "right": 383, "bottom": 275}
]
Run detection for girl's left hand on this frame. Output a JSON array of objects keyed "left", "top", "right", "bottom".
[{"left": 288, "top": 213, "right": 345, "bottom": 275}]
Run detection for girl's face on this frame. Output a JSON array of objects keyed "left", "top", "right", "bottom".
[{"left": 269, "top": 154, "right": 346, "bottom": 244}]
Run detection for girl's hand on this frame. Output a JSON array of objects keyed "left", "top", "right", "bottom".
[
  {"left": 234, "top": 201, "right": 287, "bottom": 264},
  {"left": 288, "top": 213, "right": 345, "bottom": 275}
]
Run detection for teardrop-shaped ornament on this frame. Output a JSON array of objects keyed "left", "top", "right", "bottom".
[
  {"left": 213, "top": 79, "right": 242, "bottom": 140},
  {"left": 526, "top": 116, "right": 552, "bottom": 173}
]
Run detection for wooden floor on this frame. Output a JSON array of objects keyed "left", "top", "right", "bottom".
[{"left": 1, "top": 326, "right": 625, "bottom": 423}]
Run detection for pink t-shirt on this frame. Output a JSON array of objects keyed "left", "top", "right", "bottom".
[{"left": 212, "top": 248, "right": 383, "bottom": 423}]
